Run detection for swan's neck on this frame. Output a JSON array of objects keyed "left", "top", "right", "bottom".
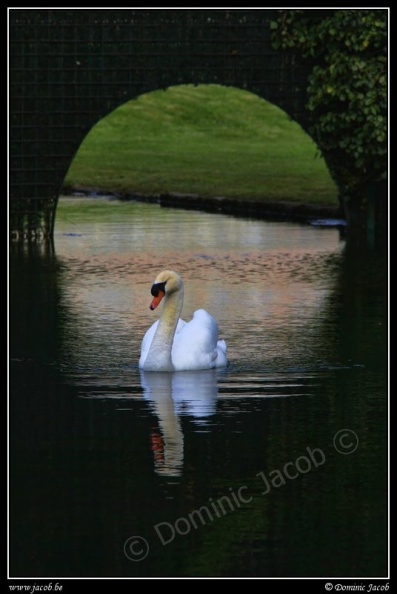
[{"left": 143, "top": 288, "right": 184, "bottom": 371}]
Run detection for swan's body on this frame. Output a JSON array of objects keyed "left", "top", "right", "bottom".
[{"left": 139, "top": 270, "right": 228, "bottom": 372}]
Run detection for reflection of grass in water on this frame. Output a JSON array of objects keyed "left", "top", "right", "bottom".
[
  {"left": 56, "top": 196, "right": 150, "bottom": 223},
  {"left": 64, "top": 84, "right": 338, "bottom": 205}
]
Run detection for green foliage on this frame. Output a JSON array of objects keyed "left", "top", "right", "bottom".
[{"left": 271, "top": 9, "right": 388, "bottom": 199}]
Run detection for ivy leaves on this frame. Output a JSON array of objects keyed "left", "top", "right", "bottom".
[{"left": 271, "top": 9, "right": 388, "bottom": 197}]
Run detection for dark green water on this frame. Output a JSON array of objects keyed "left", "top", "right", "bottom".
[{"left": 9, "top": 198, "right": 388, "bottom": 578}]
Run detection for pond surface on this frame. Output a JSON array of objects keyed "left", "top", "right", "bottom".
[{"left": 9, "top": 197, "right": 388, "bottom": 578}]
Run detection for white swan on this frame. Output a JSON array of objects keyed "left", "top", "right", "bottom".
[{"left": 139, "top": 270, "right": 228, "bottom": 372}]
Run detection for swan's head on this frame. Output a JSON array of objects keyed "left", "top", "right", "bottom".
[{"left": 149, "top": 270, "right": 183, "bottom": 310}]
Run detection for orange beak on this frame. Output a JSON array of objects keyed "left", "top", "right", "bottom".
[{"left": 150, "top": 289, "right": 165, "bottom": 310}]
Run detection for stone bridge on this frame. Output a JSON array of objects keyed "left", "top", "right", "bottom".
[{"left": 10, "top": 8, "right": 334, "bottom": 240}]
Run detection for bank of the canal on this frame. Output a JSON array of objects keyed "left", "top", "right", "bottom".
[{"left": 63, "top": 185, "right": 345, "bottom": 224}]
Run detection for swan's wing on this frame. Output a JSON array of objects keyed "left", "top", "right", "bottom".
[
  {"left": 174, "top": 318, "right": 187, "bottom": 335},
  {"left": 139, "top": 320, "right": 159, "bottom": 368},
  {"left": 171, "top": 309, "right": 228, "bottom": 370}
]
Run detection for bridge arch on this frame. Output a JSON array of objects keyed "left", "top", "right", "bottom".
[
  {"left": 9, "top": 8, "right": 321, "bottom": 240},
  {"left": 63, "top": 83, "right": 337, "bottom": 214}
]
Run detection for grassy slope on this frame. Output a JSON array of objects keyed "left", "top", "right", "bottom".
[{"left": 64, "top": 84, "right": 338, "bottom": 205}]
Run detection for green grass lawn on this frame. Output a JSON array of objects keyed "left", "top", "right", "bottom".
[{"left": 64, "top": 84, "right": 338, "bottom": 205}]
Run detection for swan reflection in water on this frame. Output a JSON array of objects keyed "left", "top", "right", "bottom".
[{"left": 140, "top": 369, "right": 221, "bottom": 476}]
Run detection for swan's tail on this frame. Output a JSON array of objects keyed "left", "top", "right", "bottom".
[{"left": 215, "top": 339, "right": 228, "bottom": 367}]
